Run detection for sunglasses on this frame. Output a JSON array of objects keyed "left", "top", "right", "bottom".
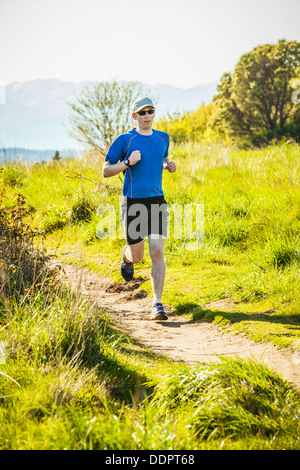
[{"left": 136, "top": 109, "right": 155, "bottom": 116}]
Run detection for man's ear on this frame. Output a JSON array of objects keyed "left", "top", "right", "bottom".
[{"left": 132, "top": 113, "right": 137, "bottom": 120}]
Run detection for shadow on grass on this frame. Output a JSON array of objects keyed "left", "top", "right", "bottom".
[
  {"left": 172, "top": 301, "right": 300, "bottom": 328},
  {"left": 71, "top": 321, "right": 158, "bottom": 404}
]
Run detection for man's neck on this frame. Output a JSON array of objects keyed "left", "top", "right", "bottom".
[{"left": 135, "top": 125, "right": 153, "bottom": 136}]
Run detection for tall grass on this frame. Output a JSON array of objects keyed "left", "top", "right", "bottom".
[
  {"left": 1, "top": 286, "right": 300, "bottom": 449},
  {"left": 0, "top": 285, "right": 199, "bottom": 449},
  {"left": 150, "top": 358, "right": 300, "bottom": 446}
]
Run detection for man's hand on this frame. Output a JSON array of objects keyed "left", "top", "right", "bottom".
[
  {"left": 164, "top": 161, "right": 176, "bottom": 173},
  {"left": 129, "top": 150, "right": 141, "bottom": 166}
]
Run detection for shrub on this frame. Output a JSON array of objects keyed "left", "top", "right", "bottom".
[
  {"left": 1, "top": 164, "right": 25, "bottom": 186},
  {"left": 0, "top": 188, "right": 58, "bottom": 300}
]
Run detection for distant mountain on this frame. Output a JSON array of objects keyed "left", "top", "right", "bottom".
[
  {"left": 149, "top": 82, "right": 218, "bottom": 115},
  {"left": 0, "top": 79, "right": 218, "bottom": 153},
  {"left": 0, "top": 147, "right": 81, "bottom": 164}
]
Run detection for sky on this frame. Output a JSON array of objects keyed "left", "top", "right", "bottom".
[{"left": 0, "top": 0, "right": 300, "bottom": 89}]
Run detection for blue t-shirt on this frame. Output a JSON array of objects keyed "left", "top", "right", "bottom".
[{"left": 105, "top": 128, "right": 169, "bottom": 198}]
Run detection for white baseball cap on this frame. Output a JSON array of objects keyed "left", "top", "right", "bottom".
[{"left": 132, "top": 96, "right": 155, "bottom": 114}]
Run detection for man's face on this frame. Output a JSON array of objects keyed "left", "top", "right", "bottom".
[{"left": 132, "top": 106, "right": 155, "bottom": 130}]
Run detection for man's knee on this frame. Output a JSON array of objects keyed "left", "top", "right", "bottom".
[{"left": 150, "top": 245, "right": 164, "bottom": 262}]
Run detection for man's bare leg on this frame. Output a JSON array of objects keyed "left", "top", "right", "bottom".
[
  {"left": 148, "top": 235, "right": 166, "bottom": 304},
  {"left": 124, "top": 240, "right": 145, "bottom": 264},
  {"left": 121, "top": 240, "right": 144, "bottom": 282}
]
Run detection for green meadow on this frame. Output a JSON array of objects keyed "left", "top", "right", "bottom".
[{"left": 1, "top": 141, "right": 300, "bottom": 449}]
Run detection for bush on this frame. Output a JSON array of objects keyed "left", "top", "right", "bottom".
[
  {"left": 156, "top": 103, "right": 220, "bottom": 144},
  {"left": 0, "top": 188, "right": 58, "bottom": 300},
  {"left": 1, "top": 164, "right": 25, "bottom": 186}
]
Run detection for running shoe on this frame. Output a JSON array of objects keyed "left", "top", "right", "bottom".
[
  {"left": 150, "top": 302, "right": 168, "bottom": 321},
  {"left": 120, "top": 246, "right": 134, "bottom": 282}
]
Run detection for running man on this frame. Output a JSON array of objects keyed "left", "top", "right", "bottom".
[{"left": 102, "top": 97, "right": 176, "bottom": 320}]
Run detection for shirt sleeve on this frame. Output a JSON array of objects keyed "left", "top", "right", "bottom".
[
  {"left": 163, "top": 133, "right": 169, "bottom": 159},
  {"left": 105, "top": 135, "right": 125, "bottom": 163}
]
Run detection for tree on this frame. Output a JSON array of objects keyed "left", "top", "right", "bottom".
[
  {"left": 156, "top": 103, "right": 218, "bottom": 144},
  {"left": 214, "top": 39, "right": 300, "bottom": 142},
  {"left": 53, "top": 151, "right": 61, "bottom": 161},
  {"left": 67, "top": 80, "right": 146, "bottom": 157}
]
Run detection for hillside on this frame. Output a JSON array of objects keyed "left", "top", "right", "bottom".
[{"left": 1, "top": 142, "right": 300, "bottom": 450}]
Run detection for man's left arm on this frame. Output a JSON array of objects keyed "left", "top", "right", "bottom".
[{"left": 163, "top": 157, "right": 176, "bottom": 173}]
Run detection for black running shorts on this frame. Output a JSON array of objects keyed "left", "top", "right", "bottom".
[{"left": 120, "top": 196, "right": 169, "bottom": 245}]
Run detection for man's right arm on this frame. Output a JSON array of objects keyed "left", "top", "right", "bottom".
[
  {"left": 102, "top": 150, "right": 141, "bottom": 178},
  {"left": 102, "top": 160, "right": 128, "bottom": 178}
]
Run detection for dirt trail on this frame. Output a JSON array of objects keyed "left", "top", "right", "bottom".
[{"left": 59, "top": 262, "right": 300, "bottom": 391}]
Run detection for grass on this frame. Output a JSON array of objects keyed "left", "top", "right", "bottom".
[
  {"left": 150, "top": 358, "right": 300, "bottom": 448},
  {"left": 1, "top": 288, "right": 300, "bottom": 450},
  {"left": 1, "top": 142, "right": 300, "bottom": 449}
]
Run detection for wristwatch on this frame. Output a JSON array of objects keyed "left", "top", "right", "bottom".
[{"left": 124, "top": 158, "right": 131, "bottom": 167}]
